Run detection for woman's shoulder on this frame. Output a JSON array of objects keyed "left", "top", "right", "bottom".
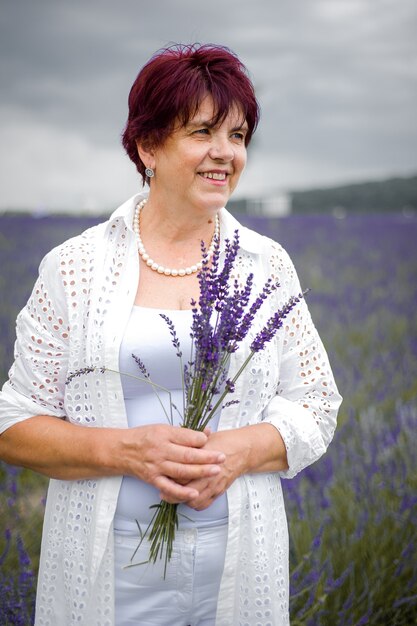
[
  {"left": 258, "top": 231, "right": 295, "bottom": 271},
  {"left": 37, "top": 195, "right": 137, "bottom": 286},
  {"left": 37, "top": 219, "right": 110, "bottom": 281},
  {"left": 249, "top": 228, "right": 297, "bottom": 284},
  {"left": 47, "top": 217, "right": 112, "bottom": 259}
]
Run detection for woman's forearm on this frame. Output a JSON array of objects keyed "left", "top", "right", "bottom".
[
  {"left": 239, "top": 422, "right": 289, "bottom": 474},
  {"left": 183, "top": 424, "right": 288, "bottom": 511},
  {"left": 0, "top": 415, "right": 227, "bottom": 503},
  {"left": 0, "top": 415, "right": 125, "bottom": 480}
]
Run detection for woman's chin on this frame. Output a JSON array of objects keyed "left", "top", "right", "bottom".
[{"left": 198, "top": 188, "right": 234, "bottom": 210}]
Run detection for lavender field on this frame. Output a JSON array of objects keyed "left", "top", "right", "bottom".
[{"left": 1, "top": 211, "right": 417, "bottom": 625}]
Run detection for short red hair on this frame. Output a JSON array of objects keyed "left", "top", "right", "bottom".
[{"left": 122, "top": 43, "right": 260, "bottom": 181}]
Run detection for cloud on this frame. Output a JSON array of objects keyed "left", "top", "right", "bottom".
[
  {"left": 0, "top": 108, "right": 140, "bottom": 211},
  {"left": 0, "top": 0, "right": 416, "bottom": 210}
]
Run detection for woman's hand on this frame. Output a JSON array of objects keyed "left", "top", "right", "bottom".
[
  {"left": 184, "top": 430, "right": 248, "bottom": 510},
  {"left": 115, "top": 424, "right": 226, "bottom": 504},
  {"left": 185, "top": 423, "right": 289, "bottom": 510},
  {"left": 0, "top": 417, "right": 226, "bottom": 505}
]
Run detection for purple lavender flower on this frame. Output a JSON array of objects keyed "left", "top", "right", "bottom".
[
  {"left": 250, "top": 292, "right": 305, "bottom": 352},
  {"left": 0, "top": 529, "right": 12, "bottom": 566},
  {"left": 222, "top": 399, "right": 240, "bottom": 409},
  {"left": 160, "top": 314, "right": 182, "bottom": 357},
  {"left": 213, "top": 274, "right": 255, "bottom": 350},
  {"left": 183, "top": 363, "right": 192, "bottom": 395},
  {"left": 131, "top": 353, "right": 151, "bottom": 379},
  {"left": 325, "top": 563, "right": 353, "bottom": 592},
  {"left": 184, "top": 230, "right": 306, "bottom": 433},
  {"left": 66, "top": 365, "right": 105, "bottom": 385},
  {"left": 234, "top": 277, "right": 279, "bottom": 344},
  {"left": 225, "top": 379, "right": 235, "bottom": 393},
  {"left": 356, "top": 610, "right": 373, "bottom": 626}
]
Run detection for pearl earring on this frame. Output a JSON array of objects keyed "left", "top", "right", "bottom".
[{"left": 145, "top": 167, "right": 154, "bottom": 178}]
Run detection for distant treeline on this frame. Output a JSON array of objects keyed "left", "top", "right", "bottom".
[
  {"left": 3, "top": 173, "right": 416, "bottom": 218},
  {"left": 290, "top": 174, "right": 417, "bottom": 214}
]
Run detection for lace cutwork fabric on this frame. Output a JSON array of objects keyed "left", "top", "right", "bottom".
[{"left": 0, "top": 193, "right": 342, "bottom": 626}]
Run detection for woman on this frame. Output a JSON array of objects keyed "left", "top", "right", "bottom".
[{"left": 0, "top": 44, "right": 342, "bottom": 625}]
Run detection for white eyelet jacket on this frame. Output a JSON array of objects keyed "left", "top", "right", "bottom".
[{"left": 0, "top": 192, "right": 342, "bottom": 626}]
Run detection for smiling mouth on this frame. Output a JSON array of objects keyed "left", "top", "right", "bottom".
[{"left": 200, "top": 172, "right": 228, "bottom": 181}]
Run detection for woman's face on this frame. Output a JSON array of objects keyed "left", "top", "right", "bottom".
[{"left": 146, "top": 95, "right": 248, "bottom": 215}]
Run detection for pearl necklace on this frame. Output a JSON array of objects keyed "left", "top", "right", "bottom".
[{"left": 133, "top": 198, "right": 220, "bottom": 277}]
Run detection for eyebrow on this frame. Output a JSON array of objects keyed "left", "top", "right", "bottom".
[{"left": 187, "top": 119, "right": 249, "bottom": 132}]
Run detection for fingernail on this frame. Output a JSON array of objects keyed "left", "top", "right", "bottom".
[
  {"left": 209, "top": 465, "right": 221, "bottom": 475},
  {"left": 217, "top": 453, "right": 226, "bottom": 463}
]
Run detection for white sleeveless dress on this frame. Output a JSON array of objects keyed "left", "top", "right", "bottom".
[{"left": 113, "top": 306, "right": 228, "bottom": 625}]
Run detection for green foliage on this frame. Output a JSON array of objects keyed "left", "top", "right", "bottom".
[
  {"left": 291, "top": 173, "right": 417, "bottom": 214},
  {"left": 285, "top": 406, "right": 417, "bottom": 625}
]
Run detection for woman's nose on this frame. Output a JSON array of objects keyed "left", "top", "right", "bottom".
[{"left": 208, "top": 135, "right": 234, "bottom": 161}]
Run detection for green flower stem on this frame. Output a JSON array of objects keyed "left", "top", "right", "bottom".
[
  {"left": 147, "top": 501, "right": 179, "bottom": 577},
  {"left": 104, "top": 367, "right": 175, "bottom": 425},
  {"left": 198, "top": 350, "right": 256, "bottom": 431}
]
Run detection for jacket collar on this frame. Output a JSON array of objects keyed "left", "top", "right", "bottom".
[
  {"left": 106, "top": 192, "right": 264, "bottom": 255},
  {"left": 218, "top": 207, "right": 264, "bottom": 254}
]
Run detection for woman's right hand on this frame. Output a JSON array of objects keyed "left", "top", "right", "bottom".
[
  {"left": 0, "top": 416, "right": 226, "bottom": 505},
  {"left": 116, "top": 424, "right": 226, "bottom": 503}
]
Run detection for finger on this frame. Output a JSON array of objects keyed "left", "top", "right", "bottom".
[
  {"left": 186, "top": 478, "right": 225, "bottom": 510},
  {"left": 183, "top": 475, "right": 207, "bottom": 490},
  {"left": 187, "top": 492, "right": 216, "bottom": 511},
  {"left": 162, "top": 460, "right": 222, "bottom": 482},
  {"left": 188, "top": 483, "right": 224, "bottom": 510},
  {"left": 192, "top": 500, "right": 214, "bottom": 511},
  {"left": 155, "top": 476, "right": 200, "bottom": 504},
  {"left": 174, "top": 444, "right": 226, "bottom": 465},
  {"left": 170, "top": 427, "right": 208, "bottom": 448}
]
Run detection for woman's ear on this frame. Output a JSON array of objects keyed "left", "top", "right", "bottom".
[{"left": 136, "top": 140, "right": 156, "bottom": 172}]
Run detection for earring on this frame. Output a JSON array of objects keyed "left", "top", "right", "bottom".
[{"left": 145, "top": 167, "right": 154, "bottom": 178}]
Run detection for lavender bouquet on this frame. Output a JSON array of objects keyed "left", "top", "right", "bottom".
[
  {"left": 128, "top": 230, "right": 304, "bottom": 575},
  {"left": 67, "top": 230, "right": 305, "bottom": 576}
]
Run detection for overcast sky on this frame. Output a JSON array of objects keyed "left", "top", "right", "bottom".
[{"left": 0, "top": 0, "right": 416, "bottom": 212}]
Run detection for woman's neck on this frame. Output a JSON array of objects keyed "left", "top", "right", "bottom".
[{"left": 140, "top": 197, "right": 218, "bottom": 247}]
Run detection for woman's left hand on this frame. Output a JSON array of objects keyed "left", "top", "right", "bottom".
[
  {"left": 184, "top": 429, "right": 247, "bottom": 510},
  {"left": 184, "top": 423, "right": 288, "bottom": 510}
]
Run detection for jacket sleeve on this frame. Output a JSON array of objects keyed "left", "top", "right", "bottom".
[
  {"left": 0, "top": 247, "right": 69, "bottom": 434},
  {"left": 262, "top": 244, "right": 342, "bottom": 479}
]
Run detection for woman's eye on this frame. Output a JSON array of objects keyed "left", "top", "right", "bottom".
[
  {"left": 194, "top": 128, "right": 210, "bottom": 135},
  {"left": 232, "top": 132, "right": 245, "bottom": 141}
]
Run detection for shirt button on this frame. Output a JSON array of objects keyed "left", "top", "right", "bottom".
[{"left": 184, "top": 529, "right": 195, "bottom": 544}]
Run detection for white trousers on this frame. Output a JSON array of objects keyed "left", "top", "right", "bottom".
[{"left": 114, "top": 520, "right": 228, "bottom": 626}]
